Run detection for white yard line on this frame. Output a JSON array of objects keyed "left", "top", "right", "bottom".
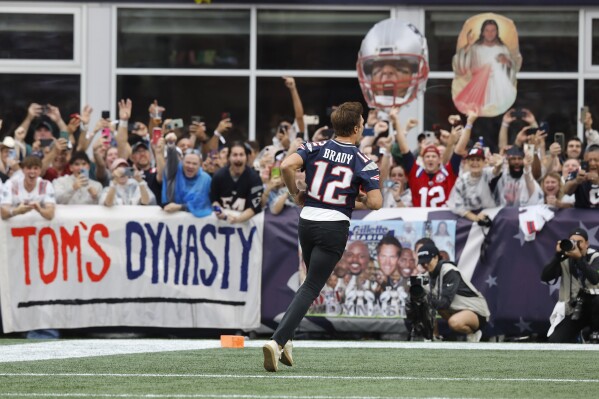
[
  {"left": 0, "top": 394, "right": 466, "bottom": 399},
  {"left": 0, "top": 339, "right": 598, "bottom": 364},
  {"left": 0, "top": 372, "right": 598, "bottom": 384}
]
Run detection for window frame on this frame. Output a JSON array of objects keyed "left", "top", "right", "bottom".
[{"left": 0, "top": 5, "right": 81, "bottom": 69}]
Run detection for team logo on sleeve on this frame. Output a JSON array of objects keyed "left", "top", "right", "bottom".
[{"left": 370, "top": 174, "right": 380, "bottom": 181}]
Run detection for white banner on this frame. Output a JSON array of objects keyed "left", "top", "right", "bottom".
[{"left": 0, "top": 205, "right": 264, "bottom": 333}]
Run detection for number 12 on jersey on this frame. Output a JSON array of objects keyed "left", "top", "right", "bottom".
[{"left": 307, "top": 161, "right": 354, "bottom": 205}]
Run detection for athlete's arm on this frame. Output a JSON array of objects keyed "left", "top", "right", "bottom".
[
  {"left": 281, "top": 153, "right": 304, "bottom": 195},
  {"left": 362, "top": 188, "right": 383, "bottom": 210}
]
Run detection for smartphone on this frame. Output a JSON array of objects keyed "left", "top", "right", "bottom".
[
  {"left": 8, "top": 148, "right": 16, "bottom": 160},
  {"left": 167, "top": 118, "right": 184, "bottom": 130},
  {"left": 212, "top": 205, "right": 222, "bottom": 214},
  {"left": 424, "top": 130, "right": 437, "bottom": 141},
  {"left": 524, "top": 143, "right": 535, "bottom": 157},
  {"left": 60, "top": 131, "right": 69, "bottom": 140},
  {"left": 539, "top": 121, "right": 550, "bottom": 133},
  {"left": 190, "top": 115, "right": 204, "bottom": 124},
  {"left": 511, "top": 108, "right": 525, "bottom": 119},
  {"left": 525, "top": 127, "right": 538, "bottom": 136},
  {"left": 383, "top": 179, "right": 395, "bottom": 189},
  {"left": 221, "top": 112, "right": 231, "bottom": 120},
  {"left": 151, "top": 127, "right": 162, "bottom": 145},
  {"left": 41, "top": 105, "right": 49, "bottom": 114},
  {"left": 363, "top": 127, "right": 375, "bottom": 137},
  {"left": 40, "top": 138, "right": 54, "bottom": 147},
  {"left": 271, "top": 166, "right": 281, "bottom": 178},
  {"left": 581, "top": 161, "right": 590, "bottom": 172},
  {"left": 581, "top": 106, "right": 589, "bottom": 124},
  {"left": 554, "top": 132, "right": 565, "bottom": 149},
  {"left": 101, "top": 110, "right": 110, "bottom": 120},
  {"left": 124, "top": 167, "right": 135, "bottom": 178},
  {"left": 304, "top": 115, "right": 320, "bottom": 125},
  {"left": 80, "top": 169, "right": 89, "bottom": 178}
]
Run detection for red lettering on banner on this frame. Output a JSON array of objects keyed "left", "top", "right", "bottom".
[
  {"left": 11, "top": 223, "right": 111, "bottom": 285},
  {"left": 87, "top": 224, "right": 110, "bottom": 282},
  {"left": 38, "top": 227, "right": 58, "bottom": 284},
  {"left": 60, "top": 226, "right": 82, "bottom": 282},
  {"left": 11, "top": 226, "right": 37, "bottom": 285}
]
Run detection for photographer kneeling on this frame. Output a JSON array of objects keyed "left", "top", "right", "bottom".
[
  {"left": 541, "top": 228, "right": 599, "bottom": 343},
  {"left": 417, "top": 243, "right": 491, "bottom": 342}
]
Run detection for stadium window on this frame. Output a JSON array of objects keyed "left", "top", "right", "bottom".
[
  {"left": 117, "top": 8, "right": 250, "bottom": 69},
  {"left": 257, "top": 9, "right": 390, "bottom": 70},
  {"left": 0, "top": 12, "right": 74, "bottom": 60}
]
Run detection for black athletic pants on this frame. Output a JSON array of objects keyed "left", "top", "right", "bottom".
[
  {"left": 548, "top": 293, "right": 599, "bottom": 343},
  {"left": 272, "top": 217, "right": 349, "bottom": 347}
]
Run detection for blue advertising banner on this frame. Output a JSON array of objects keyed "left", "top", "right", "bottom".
[{"left": 261, "top": 206, "right": 599, "bottom": 338}]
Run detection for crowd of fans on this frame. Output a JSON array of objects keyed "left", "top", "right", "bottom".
[{"left": 0, "top": 76, "right": 596, "bottom": 224}]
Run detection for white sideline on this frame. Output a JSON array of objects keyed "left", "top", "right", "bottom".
[
  {"left": 1, "top": 339, "right": 599, "bottom": 363},
  {"left": 0, "top": 394, "right": 466, "bottom": 399}
]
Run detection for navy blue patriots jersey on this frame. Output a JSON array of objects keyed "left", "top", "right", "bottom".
[{"left": 297, "top": 139, "right": 380, "bottom": 218}]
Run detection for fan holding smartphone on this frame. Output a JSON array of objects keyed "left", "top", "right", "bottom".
[
  {"left": 580, "top": 106, "right": 599, "bottom": 149},
  {"left": 563, "top": 146, "right": 599, "bottom": 209}
]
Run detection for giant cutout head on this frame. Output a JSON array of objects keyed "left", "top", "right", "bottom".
[
  {"left": 357, "top": 19, "right": 429, "bottom": 111},
  {"left": 451, "top": 13, "right": 522, "bottom": 117}
]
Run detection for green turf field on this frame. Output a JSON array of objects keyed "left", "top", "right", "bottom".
[{"left": 0, "top": 339, "right": 597, "bottom": 398}]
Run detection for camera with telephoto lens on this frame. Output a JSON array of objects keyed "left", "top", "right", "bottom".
[
  {"left": 477, "top": 216, "right": 492, "bottom": 228},
  {"left": 559, "top": 239, "right": 577, "bottom": 252},
  {"left": 570, "top": 291, "right": 585, "bottom": 321},
  {"left": 406, "top": 275, "right": 435, "bottom": 341}
]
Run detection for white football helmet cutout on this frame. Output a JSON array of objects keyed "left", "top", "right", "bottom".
[{"left": 357, "top": 19, "right": 429, "bottom": 111}]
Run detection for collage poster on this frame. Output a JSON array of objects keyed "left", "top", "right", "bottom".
[{"left": 305, "top": 220, "right": 456, "bottom": 318}]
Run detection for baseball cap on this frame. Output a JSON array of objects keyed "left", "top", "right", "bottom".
[
  {"left": 36, "top": 121, "right": 53, "bottom": 132},
  {"left": 131, "top": 141, "right": 149, "bottom": 153},
  {"left": 466, "top": 148, "right": 484, "bottom": 159},
  {"left": 0, "top": 136, "right": 15, "bottom": 149},
  {"left": 422, "top": 145, "right": 440, "bottom": 156},
  {"left": 569, "top": 228, "right": 588, "bottom": 241},
  {"left": 506, "top": 146, "right": 524, "bottom": 158},
  {"left": 110, "top": 158, "right": 129, "bottom": 172},
  {"left": 417, "top": 243, "right": 439, "bottom": 264}
]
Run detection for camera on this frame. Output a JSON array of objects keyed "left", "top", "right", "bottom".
[
  {"left": 190, "top": 115, "right": 204, "bottom": 124},
  {"left": 477, "top": 216, "right": 492, "bottom": 228},
  {"left": 570, "top": 293, "right": 585, "bottom": 321},
  {"left": 166, "top": 118, "right": 184, "bottom": 130},
  {"left": 383, "top": 179, "right": 396, "bottom": 189},
  {"left": 581, "top": 161, "right": 590, "bottom": 172},
  {"left": 559, "top": 239, "right": 577, "bottom": 252},
  {"left": 406, "top": 275, "right": 434, "bottom": 341},
  {"left": 511, "top": 108, "right": 525, "bottom": 119}
]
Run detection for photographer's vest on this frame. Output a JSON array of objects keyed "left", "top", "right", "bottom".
[
  {"left": 559, "top": 248, "right": 599, "bottom": 314},
  {"left": 434, "top": 262, "right": 491, "bottom": 320}
]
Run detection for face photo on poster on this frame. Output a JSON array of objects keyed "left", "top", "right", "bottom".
[
  {"left": 357, "top": 18, "right": 430, "bottom": 111},
  {"left": 303, "top": 219, "right": 456, "bottom": 319},
  {"left": 451, "top": 13, "right": 523, "bottom": 117}
]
